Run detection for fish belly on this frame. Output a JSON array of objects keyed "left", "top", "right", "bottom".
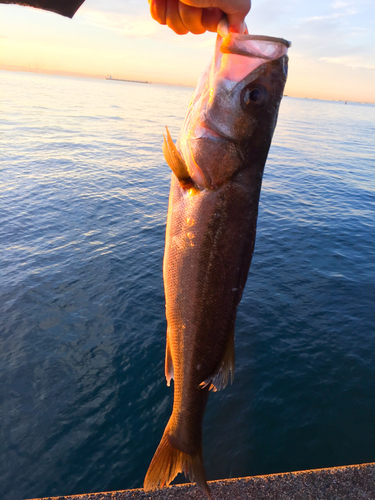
[{"left": 144, "top": 165, "right": 263, "bottom": 495}]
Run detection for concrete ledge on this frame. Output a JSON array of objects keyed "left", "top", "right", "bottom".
[{"left": 27, "top": 462, "right": 375, "bottom": 500}]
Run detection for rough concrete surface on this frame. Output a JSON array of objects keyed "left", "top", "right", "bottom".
[{"left": 26, "top": 462, "right": 375, "bottom": 500}]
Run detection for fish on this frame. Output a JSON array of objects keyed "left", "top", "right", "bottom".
[{"left": 144, "top": 22, "right": 290, "bottom": 498}]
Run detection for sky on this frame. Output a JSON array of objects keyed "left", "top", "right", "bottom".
[{"left": 0, "top": 0, "right": 374, "bottom": 102}]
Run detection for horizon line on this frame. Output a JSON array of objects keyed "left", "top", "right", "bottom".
[{"left": 1, "top": 65, "right": 374, "bottom": 106}]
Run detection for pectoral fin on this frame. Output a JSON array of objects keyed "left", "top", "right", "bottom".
[
  {"left": 200, "top": 326, "right": 235, "bottom": 392},
  {"left": 163, "top": 126, "right": 193, "bottom": 189}
]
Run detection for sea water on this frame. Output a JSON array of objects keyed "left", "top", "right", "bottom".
[{"left": 0, "top": 70, "right": 374, "bottom": 500}]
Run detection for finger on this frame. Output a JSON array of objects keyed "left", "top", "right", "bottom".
[
  {"left": 227, "top": 12, "right": 248, "bottom": 34},
  {"left": 183, "top": 0, "right": 251, "bottom": 30},
  {"left": 149, "top": 0, "right": 167, "bottom": 25},
  {"left": 166, "top": 0, "right": 189, "bottom": 34},
  {"left": 201, "top": 7, "right": 223, "bottom": 32},
  {"left": 183, "top": 0, "right": 250, "bottom": 13},
  {"left": 179, "top": 3, "right": 206, "bottom": 34}
]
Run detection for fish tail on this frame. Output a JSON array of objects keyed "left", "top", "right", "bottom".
[{"left": 144, "top": 423, "right": 211, "bottom": 498}]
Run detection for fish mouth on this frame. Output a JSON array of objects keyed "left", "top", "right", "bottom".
[
  {"left": 221, "top": 34, "right": 291, "bottom": 58},
  {"left": 217, "top": 18, "right": 291, "bottom": 50},
  {"left": 194, "top": 122, "right": 236, "bottom": 143}
]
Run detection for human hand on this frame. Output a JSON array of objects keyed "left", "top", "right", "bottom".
[{"left": 148, "top": 0, "right": 250, "bottom": 35}]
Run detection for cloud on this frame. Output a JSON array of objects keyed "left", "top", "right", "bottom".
[
  {"left": 348, "top": 27, "right": 370, "bottom": 35},
  {"left": 331, "top": 0, "right": 371, "bottom": 8},
  {"left": 246, "top": 0, "right": 297, "bottom": 30},
  {"left": 78, "top": 9, "right": 158, "bottom": 37},
  {"left": 80, "top": 0, "right": 146, "bottom": 17},
  {"left": 73, "top": 0, "right": 375, "bottom": 82},
  {"left": 76, "top": 0, "right": 168, "bottom": 38},
  {"left": 320, "top": 56, "right": 375, "bottom": 70},
  {"left": 76, "top": 4, "right": 217, "bottom": 51},
  {"left": 331, "top": 0, "right": 353, "bottom": 8},
  {"left": 301, "top": 7, "right": 358, "bottom": 25}
]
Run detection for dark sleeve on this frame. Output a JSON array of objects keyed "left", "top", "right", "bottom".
[{"left": 0, "top": 0, "right": 85, "bottom": 18}]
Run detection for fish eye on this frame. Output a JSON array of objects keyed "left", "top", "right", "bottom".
[{"left": 241, "top": 84, "right": 268, "bottom": 110}]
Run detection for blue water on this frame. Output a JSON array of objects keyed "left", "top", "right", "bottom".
[{"left": 0, "top": 70, "right": 374, "bottom": 500}]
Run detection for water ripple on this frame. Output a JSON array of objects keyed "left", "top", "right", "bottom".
[{"left": 0, "top": 72, "right": 374, "bottom": 499}]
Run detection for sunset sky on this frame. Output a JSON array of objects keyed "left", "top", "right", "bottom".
[{"left": 0, "top": 0, "right": 374, "bottom": 102}]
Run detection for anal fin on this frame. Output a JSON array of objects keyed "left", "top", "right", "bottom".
[{"left": 200, "top": 326, "right": 235, "bottom": 392}]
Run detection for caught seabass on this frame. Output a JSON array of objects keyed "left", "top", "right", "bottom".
[{"left": 145, "top": 23, "right": 290, "bottom": 498}]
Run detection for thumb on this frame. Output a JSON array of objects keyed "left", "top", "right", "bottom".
[{"left": 227, "top": 13, "right": 247, "bottom": 33}]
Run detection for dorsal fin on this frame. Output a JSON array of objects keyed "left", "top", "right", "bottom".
[{"left": 163, "top": 126, "right": 193, "bottom": 189}]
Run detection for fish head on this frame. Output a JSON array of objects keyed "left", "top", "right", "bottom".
[{"left": 178, "top": 30, "right": 290, "bottom": 190}]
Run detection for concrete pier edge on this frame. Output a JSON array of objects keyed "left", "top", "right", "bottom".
[{"left": 27, "top": 462, "right": 375, "bottom": 499}]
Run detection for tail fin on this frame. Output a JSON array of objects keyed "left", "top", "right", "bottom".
[{"left": 144, "top": 425, "right": 211, "bottom": 499}]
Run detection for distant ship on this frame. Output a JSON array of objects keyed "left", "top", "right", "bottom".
[{"left": 106, "top": 75, "right": 150, "bottom": 84}]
